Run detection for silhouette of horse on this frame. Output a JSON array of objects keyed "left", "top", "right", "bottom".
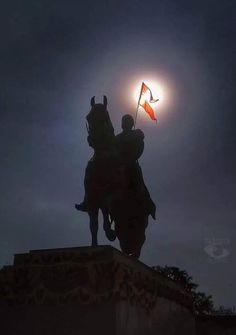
[
  {"left": 75, "top": 96, "right": 116, "bottom": 245},
  {"left": 75, "top": 96, "right": 152, "bottom": 258}
]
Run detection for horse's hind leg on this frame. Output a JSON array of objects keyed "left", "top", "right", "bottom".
[
  {"left": 101, "top": 208, "right": 116, "bottom": 242},
  {"left": 89, "top": 209, "right": 99, "bottom": 246}
]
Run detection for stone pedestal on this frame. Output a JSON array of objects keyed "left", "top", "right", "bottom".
[{"left": 0, "top": 245, "right": 195, "bottom": 334}]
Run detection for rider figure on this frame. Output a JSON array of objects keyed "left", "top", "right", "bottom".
[{"left": 115, "top": 114, "right": 156, "bottom": 219}]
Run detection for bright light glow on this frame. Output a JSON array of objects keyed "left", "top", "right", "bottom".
[{"left": 133, "top": 79, "right": 165, "bottom": 107}]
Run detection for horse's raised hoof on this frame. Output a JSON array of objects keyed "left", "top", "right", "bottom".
[
  {"left": 105, "top": 229, "right": 116, "bottom": 241},
  {"left": 75, "top": 202, "right": 88, "bottom": 212}
]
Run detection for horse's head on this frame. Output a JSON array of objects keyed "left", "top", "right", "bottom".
[
  {"left": 86, "top": 95, "right": 114, "bottom": 150},
  {"left": 87, "top": 95, "right": 109, "bottom": 125},
  {"left": 90, "top": 95, "right": 107, "bottom": 111}
]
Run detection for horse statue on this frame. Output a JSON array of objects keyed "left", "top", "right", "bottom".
[
  {"left": 75, "top": 97, "right": 156, "bottom": 258},
  {"left": 75, "top": 96, "right": 116, "bottom": 245}
]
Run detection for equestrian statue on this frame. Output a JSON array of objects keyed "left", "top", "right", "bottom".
[{"left": 75, "top": 96, "right": 156, "bottom": 258}]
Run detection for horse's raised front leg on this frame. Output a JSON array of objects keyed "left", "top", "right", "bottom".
[
  {"left": 88, "top": 209, "right": 99, "bottom": 246},
  {"left": 101, "top": 208, "right": 116, "bottom": 242}
]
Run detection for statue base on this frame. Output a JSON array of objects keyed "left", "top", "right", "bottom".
[{"left": 0, "top": 245, "right": 196, "bottom": 334}]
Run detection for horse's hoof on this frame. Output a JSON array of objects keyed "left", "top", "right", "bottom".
[{"left": 105, "top": 229, "right": 116, "bottom": 241}]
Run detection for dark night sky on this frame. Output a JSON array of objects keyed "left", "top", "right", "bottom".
[{"left": 0, "top": 0, "right": 235, "bottom": 307}]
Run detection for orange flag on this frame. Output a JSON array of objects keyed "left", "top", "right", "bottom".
[
  {"left": 140, "top": 100, "right": 157, "bottom": 121},
  {"left": 139, "top": 82, "right": 159, "bottom": 121}
]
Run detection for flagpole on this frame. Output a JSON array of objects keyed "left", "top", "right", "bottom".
[{"left": 134, "top": 82, "right": 144, "bottom": 129}]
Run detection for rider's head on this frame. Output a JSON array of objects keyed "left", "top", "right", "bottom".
[{"left": 122, "top": 114, "right": 134, "bottom": 131}]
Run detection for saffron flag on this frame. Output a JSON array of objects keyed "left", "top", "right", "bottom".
[{"left": 139, "top": 82, "right": 159, "bottom": 121}]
